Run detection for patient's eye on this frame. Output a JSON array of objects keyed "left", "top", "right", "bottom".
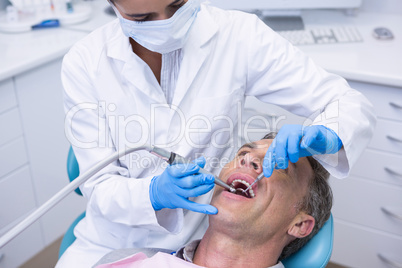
[
  {"left": 237, "top": 150, "right": 249, "bottom": 157},
  {"left": 277, "top": 168, "right": 289, "bottom": 175}
]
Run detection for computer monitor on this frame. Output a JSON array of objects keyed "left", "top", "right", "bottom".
[
  {"left": 210, "top": 0, "right": 363, "bottom": 11},
  {"left": 210, "top": 0, "right": 363, "bottom": 31}
]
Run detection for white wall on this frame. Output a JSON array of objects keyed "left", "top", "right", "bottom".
[{"left": 361, "top": 0, "right": 402, "bottom": 14}]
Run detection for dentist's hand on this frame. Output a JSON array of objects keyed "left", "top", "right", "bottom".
[
  {"left": 149, "top": 157, "right": 218, "bottom": 215},
  {"left": 263, "top": 125, "right": 343, "bottom": 177}
]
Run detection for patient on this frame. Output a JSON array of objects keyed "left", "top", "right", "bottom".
[{"left": 95, "top": 133, "right": 332, "bottom": 268}]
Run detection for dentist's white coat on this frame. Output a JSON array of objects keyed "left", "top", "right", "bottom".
[{"left": 57, "top": 3, "right": 375, "bottom": 267}]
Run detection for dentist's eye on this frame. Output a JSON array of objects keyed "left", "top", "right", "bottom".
[
  {"left": 134, "top": 16, "right": 150, "bottom": 22},
  {"left": 170, "top": 0, "right": 185, "bottom": 8}
]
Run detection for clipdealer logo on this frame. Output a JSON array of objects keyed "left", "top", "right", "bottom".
[
  {"left": 64, "top": 99, "right": 340, "bottom": 170},
  {"left": 64, "top": 101, "right": 282, "bottom": 150}
]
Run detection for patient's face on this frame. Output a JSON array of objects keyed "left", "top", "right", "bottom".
[{"left": 210, "top": 139, "right": 313, "bottom": 242}]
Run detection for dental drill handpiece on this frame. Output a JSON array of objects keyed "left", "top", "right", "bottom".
[
  {"left": 243, "top": 172, "right": 264, "bottom": 193},
  {"left": 150, "top": 146, "right": 237, "bottom": 193}
]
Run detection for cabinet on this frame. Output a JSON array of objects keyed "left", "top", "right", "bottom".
[
  {"left": 0, "top": 78, "right": 43, "bottom": 268},
  {"left": 0, "top": 60, "right": 86, "bottom": 268},
  {"left": 329, "top": 81, "right": 402, "bottom": 268}
]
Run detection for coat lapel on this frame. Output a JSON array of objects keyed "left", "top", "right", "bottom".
[
  {"left": 104, "top": 5, "right": 219, "bottom": 108},
  {"left": 172, "top": 6, "right": 218, "bottom": 107},
  {"left": 106, "top": 27, "right": 166, "bottom": 104}
]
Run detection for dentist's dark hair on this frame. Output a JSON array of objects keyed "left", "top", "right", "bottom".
[{"left": 261, "top": 132, "right": 332, "bottom": 261}]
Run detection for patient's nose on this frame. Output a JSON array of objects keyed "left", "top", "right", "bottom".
[{"left": 240, "top": 153, "right": 263, "bottom": 173}]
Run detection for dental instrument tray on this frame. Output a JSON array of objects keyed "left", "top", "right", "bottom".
[{"left": 0, "top": 3, "right": 92, "bottom": 33}]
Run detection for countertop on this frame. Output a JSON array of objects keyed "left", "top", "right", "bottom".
[
  {"left": 0, "top": 1, "right": 401, "bottom": 88},
  {"left": 0, "top": 1, "right": 115, "bottom": 82},
  {"left": 300, "top": 9, "right": 402, "bottom": 88}
]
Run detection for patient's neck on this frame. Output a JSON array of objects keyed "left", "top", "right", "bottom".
[{"left": 193, "top": 228, "right": 284, "bottom": 268}]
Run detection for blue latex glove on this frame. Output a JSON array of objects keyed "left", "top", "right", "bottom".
[
  {"left": 263, "top": 125, "right": 343, "bottom": 177},
  {"left": 149, "top": 157, "right": 218, "bottom": 215}
]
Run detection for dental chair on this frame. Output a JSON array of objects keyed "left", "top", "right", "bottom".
[
  {"left": 58, "top": 148, "right": 334, "bottom": 268},
  {"left": 58, "top": 147, "right": 85, "bottom": 259}
]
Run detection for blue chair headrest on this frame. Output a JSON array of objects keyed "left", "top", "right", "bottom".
[{"left": 67, "top": 146, "right": 82, "bottom": 195}]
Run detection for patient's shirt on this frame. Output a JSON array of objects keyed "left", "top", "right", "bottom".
[
  {"left": 95, "top": 251, "right": 203, "bottom": 268},
  {"left": 94, "top": 240, "right": 284, "bottom": 268},
  {"left": 175, "top": 240, "right": 285, "bottom": 268}
]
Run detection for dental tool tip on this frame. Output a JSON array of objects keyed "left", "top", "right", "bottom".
[
  {"left": 243, "top": 185, "right": 252, "bottom": 193},
  {"left": 244, "top": 173, "right": 264, "bottom": 193}
]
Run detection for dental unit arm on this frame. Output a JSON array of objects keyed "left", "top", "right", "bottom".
[{"left": 0, "top": 145, "right": 234, "bottom": 248}]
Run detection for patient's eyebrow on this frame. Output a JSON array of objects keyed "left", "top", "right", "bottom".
[{"left": 237, "top": 142, "right": 257, "bottom": 152}]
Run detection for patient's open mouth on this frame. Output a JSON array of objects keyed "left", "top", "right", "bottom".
[{"left": 230, "top": 179, "right": 255, "bottom": 198}]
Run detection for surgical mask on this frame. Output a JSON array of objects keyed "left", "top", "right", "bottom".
[{"left": 112, "top": 0, "right": 201, "bottom": 54}]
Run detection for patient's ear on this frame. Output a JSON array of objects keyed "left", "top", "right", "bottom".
[{"left": 288, "top": 213, "right": 315, "bottom": 238}]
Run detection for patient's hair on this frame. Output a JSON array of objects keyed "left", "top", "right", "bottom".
[{"left": 261, "top": 132, "right": 333, "bottom": 261}]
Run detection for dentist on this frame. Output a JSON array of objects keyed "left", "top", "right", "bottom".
[{"left": 57, "top": 0, "right": 375, "bottom": 267}]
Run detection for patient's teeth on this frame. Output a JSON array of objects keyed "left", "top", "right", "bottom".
[
  {"left": 248, "top": 188, "right": 255, "bottom": 198},
  {"left": 230, "top": 179, "right": 255, "bottom": 198},
  {"left": 249, "top": 189, "right": 255, "bottom": 198}
]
